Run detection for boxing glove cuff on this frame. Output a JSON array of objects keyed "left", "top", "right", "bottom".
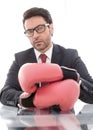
[
  {"left": 19, "top": 92, "right": 36, "bottom": 108},
  {"left": 61, "top": 66, "right": 80, "bottom": 82}
]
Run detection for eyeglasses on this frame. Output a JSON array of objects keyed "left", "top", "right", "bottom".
[{"left": 24, "top": 23, "right": 49, "bottom": 37}]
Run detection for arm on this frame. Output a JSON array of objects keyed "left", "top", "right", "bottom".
[
  {"left": 0, "top": 60, "right": 23, "bottom": 107},
  {"left": 79, "top": 77, "right": 93, "bottom": 103},
  {"left": 69, "top": 49, "right": 93, "bottom": 103}
]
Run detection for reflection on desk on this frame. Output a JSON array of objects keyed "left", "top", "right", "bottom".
[{"left": 0, "top": 103, "right": 93, "bottom": 130}]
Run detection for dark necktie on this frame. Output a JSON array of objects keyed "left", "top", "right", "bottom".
[
  {"left": 39, "top": 54, "right": 47, "bottom": 63},
  {"left": 39, "top": 54, "right": 47, "bottom": 87}
]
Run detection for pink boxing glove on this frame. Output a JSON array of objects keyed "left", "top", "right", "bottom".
[
  {"left": 33, "top": 79, "right": 80, "bottom": 112},
  {"left": 18, "top": 63, "right": 63, "bottom": 93}
]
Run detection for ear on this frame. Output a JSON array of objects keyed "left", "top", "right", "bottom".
[{"left": 49, "top": 24, "right": 54, "bottom": 36}]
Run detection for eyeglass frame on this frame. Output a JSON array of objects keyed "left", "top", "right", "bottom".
[{"left": 24, "top": 23, "right": 50, "bottom": 37}]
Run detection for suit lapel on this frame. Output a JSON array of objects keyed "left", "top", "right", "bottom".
[
  {"left": 51, "top": 44, "right": 65, "bottom": 66},
  {"left": 27, "top": 48, "right": 37, "bottom": 63}
]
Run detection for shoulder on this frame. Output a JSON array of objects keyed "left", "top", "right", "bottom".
[
  {"left": 53, "top": 44, "right": 78, "bottom": 56},
  {"left": 15, "top": 47, "right": 34, "bottom": 58},
  {"left": 14, "top": 47, "right": 35, "bottom": 65}
]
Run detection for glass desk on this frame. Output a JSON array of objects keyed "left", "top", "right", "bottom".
[{"left": 0, "top": 103, "right": 93, "bottom": 130}]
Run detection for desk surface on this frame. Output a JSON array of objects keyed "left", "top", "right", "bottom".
[{"left": 0, "top": 103, "right": 93, "bottom": 130}]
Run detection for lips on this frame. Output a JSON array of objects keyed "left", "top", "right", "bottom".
[
  {"left": 34, "top": 40, "right": 42, "bottom": 43},
  {"left": 34, "top": 40, "right": 43, "bottom": 46}
]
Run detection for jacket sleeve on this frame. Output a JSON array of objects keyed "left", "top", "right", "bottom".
[
  {"left": 0, "top": 59, "right": 23, "bottom": 107},
  {"left": 79, "top": 77, "right": 93, "bottom": 103},
  {"left": 70, "top": 49, "right": 93, "bottom": 103},
  {"left": 0, "top": 48, "right": 36, "bottom": 107}
]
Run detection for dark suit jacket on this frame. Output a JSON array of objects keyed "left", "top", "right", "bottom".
[{"left": 0, "top": 44, "right": 93, "bottom": 107}]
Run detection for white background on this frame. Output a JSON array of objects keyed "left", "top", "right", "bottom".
[{"left": 0, "top": 0, "right": 93, "bottom": 113}]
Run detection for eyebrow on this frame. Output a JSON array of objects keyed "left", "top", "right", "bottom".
[{"left": 26, "top": 23, "right": 48, "bottom": 31}]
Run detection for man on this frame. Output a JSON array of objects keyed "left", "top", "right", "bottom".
[{"left": 0, "top": 7, "right": 93, "bottom": 111}]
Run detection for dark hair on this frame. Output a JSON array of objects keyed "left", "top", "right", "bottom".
[{"left": 23, "top": 7, "right": 53, "bottom": 25}]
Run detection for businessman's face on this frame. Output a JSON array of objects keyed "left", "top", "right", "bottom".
[{"left": 24, "top": 16, "right": 54, "bottom": 53}]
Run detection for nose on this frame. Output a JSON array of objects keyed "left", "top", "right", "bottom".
[{"left": 33, "top": 30, "right": 39, "bottom": 38}]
